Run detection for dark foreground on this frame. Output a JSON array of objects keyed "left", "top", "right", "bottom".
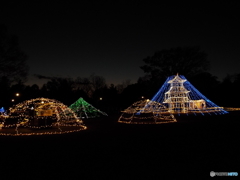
[{"left": 1, "top": 112, "right": 240, "bottom": 179}]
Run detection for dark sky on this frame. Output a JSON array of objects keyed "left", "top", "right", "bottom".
[{"left": 1, "top": 1, "right": 240, "bottom": 86}]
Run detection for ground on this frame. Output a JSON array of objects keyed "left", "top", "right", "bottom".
[{"left": 0, "top": 112, "right": 239, "bottom": 179}]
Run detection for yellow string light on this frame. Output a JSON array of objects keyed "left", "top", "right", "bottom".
[
  {"left": 118, "top": 99, "right": 176, "bottom": 124},
  {"left": 1, "top": 97, "right": 87, "bottom": 136}
]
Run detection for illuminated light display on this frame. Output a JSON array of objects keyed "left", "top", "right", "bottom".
[
  {"left": 0, "top": 97, "right": 87, "bottom": 136},
  {"left": 0, "top": 107, "right": 5, "bottom": 113},
  {"left": 223, "top": 107, "right": 240, "bottom": 111},
  {"left": 69, "top": 97, "right": 107, "bottom": 119},
  {"left": 118, "top": 99, "right": 176, "bottom": 124},
  {"left": 151, "top": 74, "right": 228, "bottom": 115},
  {"left": 119, "top": 74, "right": 228, "bottom": 124},
  {"left": 0, "top": 107, "right": 7, "bottom": 124}
]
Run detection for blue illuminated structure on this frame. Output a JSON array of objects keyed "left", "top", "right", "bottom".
[
  {"left": 150, "top": 74, "right": 228, "bottom": 115},
  {"left": 0, "top": 107, "right": 5, "bottom": 113},
  {"left": 118, "top": 74, "right": 227, "bottom": 124}
]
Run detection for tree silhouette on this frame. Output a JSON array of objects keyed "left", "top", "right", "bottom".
[
  {"left": 43, "top": 77, "right": 75, "bottom": 104},
  {"left": 75, "top": 74, "right": 106, "bottom": 98},
  {"left": 140, "top": 46, "right": 209, "bottom": 80},
  {"left": 0, "top": 24, "right": 29, "bottom": 83}
]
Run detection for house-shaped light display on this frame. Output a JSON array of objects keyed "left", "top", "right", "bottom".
[{"left": 151, "top": 74, "right": 228, "bottom": 115}]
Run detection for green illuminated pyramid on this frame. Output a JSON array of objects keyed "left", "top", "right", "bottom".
[{"left": 69, "top": 97, "right": 108, "bottom": 118}]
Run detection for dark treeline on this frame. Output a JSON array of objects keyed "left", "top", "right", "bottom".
[
  {"left": 0, "top": 74, "right": 145, "bottom": 114},
  {"left": 1, "top": 25, "right": 240, "bottom": 111},
  {"left": 1, "top": 71, "right": 240, "bottom": 113}
]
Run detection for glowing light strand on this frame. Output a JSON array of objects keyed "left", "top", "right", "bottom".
[
  {"left": 118, "top": 99, "right": 176, "bottom": 124},
  {"left": 180, "top": 75, "right": 228, "bottom": 115},
  {"left": 149, "top": 75, "right": 228, "bottom": 115},
  {"left": 1, "top": 97, "right": 87, "bottom": 136},
  {"left": 69, "top": 97, "right": 108, "bottom": 119}
]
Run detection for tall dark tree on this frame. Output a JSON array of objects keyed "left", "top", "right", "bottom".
[
  {"left": 0, "top": 24, "right": 28, "bottom": 107},
  {"left": 139, "top": 46, "right": 212, "bottom": 98},
  {"left": 0, "top": 24, "right": 29, "bottom": 83},
  {"left": 75, "top": 74, "right": 106, "bottom": 98},
  {"left": 140, "top": 46, "right": 209, "bottom": 80},
  {"left": 43, "top": 77, "right": 75, "bottom": 104},
  {"left": 231, "top": 73, "right": 240, "bottom": 106},
  {"left": 0, "top": 76, "right": 11, "bottom": 107},
  {"left": 23, "top": 84, "right": 40, "bottom": 100},
  {"left": 218, "top": 75, "right": 234, "bottom": 106}
]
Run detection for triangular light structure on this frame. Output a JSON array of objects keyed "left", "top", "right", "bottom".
[
  {"left": 69, "top": 97, "right": 108, "bottom": 118},
  {"left": 0, "top": 107, "right": 5, "bottom": 113},
  {"left": 150, "top": 74, "right": 228, "bottom": 115}
]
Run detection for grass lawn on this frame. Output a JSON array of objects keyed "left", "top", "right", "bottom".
[{"left": 0, "top": 111, "right": 239, "bottom": 179}]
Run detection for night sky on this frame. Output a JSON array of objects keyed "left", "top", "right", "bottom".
[{"left": 1, "top": 1, "right": 240, "bottom": 86}]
